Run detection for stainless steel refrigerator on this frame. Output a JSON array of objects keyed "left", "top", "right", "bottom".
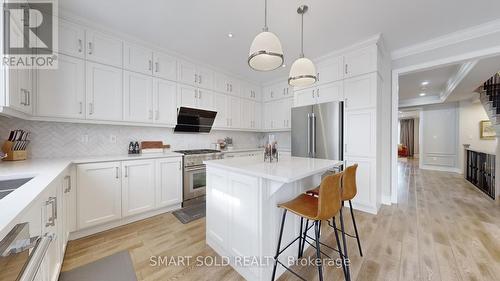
[{"left": 291, "top": 101, "right": 344, "bottom": 160}]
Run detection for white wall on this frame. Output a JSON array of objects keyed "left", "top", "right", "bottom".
[
  {"left": 458, "top": 99, "right": 497, "bottom": 170},
  {"left": 414, "top": 118, "right": 420, "bottom": 157},
  {"left": 420, "top": 103, "right": 460, "bottom": 172},
  {"left": 0, "top": 116, "right": 264, "bottom": 159}
]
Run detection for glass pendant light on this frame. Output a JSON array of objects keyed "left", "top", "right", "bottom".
[
  {"left": 248, "top": 0, "right": 284, "bottom": 71},
  {"left": 288, "top": 5, "right": 317, "bottom": 87}
]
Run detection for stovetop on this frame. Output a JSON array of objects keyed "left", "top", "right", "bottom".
[{"left": 174, "top": 149, "right": 221, "bottom": 155}]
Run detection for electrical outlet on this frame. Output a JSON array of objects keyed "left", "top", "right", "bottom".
[{"left": 110, "top": 135, "right": 117, "bottom": 143}]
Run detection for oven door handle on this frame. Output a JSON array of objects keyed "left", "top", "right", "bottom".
[
  {"left": 185, "top": 165, "right": 206, "bottom": 172},
  {"left": 18, "top": 234, "right": 53, "bottom": 281}
]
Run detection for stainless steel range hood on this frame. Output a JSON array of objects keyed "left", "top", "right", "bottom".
[{"left": 174, "top": 107, "right": 217, "bottom": 133}]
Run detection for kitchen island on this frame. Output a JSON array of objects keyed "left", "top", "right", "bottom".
[{"left": 204, "top": 155, "right": 342, "bottom": 281}]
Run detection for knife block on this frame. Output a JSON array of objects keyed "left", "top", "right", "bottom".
[{"left": 2, "top": 141, "right": 27, "bottom": 161}]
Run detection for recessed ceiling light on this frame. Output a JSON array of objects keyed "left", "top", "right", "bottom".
[
  {"left": 421, "top": 81, "right": 429, "bottom": 86},
  {"left": 419, "top": 92, "right": 427, "bottom": 96},
  {"left": 227, "top": 33, "right": 233, "bottom": 38}
]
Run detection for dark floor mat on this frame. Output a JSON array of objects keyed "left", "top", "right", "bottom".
[{"left": 172, "top": 202, "right": 206, "bottom": 224}]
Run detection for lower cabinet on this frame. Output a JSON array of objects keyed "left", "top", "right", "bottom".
[
  {"left": 155, "top": 158, "right": 183, "bottom": 208},
  {"left": 122, "top": 159, "right": 156, "bottom": 217},
  {"left": 77, "top": 161, "right": 122, "bottom": 229}
]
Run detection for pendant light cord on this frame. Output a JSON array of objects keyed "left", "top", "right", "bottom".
[
  {"left": 263, "top": 0, "right": 268, "bottom": 31},
  {"left": 300, "top": 12, "right": 304, "bottom": 57}
]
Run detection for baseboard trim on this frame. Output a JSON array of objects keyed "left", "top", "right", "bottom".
[
  {"left": 69, "top": 204, "right": 182, "bottom": 240},
  {"left": 381, "top": 195, "right": 392, "bottom": 206},
  {"left": 349, "top": 201, "right": 378, "bottom": 215},
  {"left": 420, "top": 165, "right": 462, "bottom": 174}
]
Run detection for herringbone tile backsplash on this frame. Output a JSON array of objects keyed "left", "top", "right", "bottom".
[{"left": 0, "top": 116, "right": 280, "bottom": 159}]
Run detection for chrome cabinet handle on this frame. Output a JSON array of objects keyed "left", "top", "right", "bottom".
[
  {"left": 316, "top": 88, "right": 320, "bottom": 97},
  {"left": 345, "top": 64, "right": 348, "bottom": 75},
  {"left": 78, "top": 39, "right": 82, "bottom": 53},
  {"left": 199, "top": 75, "right": 202, "bottom": 84},
  {"left": 312, "top": 90, "right": 315, "bottom": 98},
  {"left": 89, "top": 103, "right": 94, "bottom": 115},
  {"left": 194, "top": 74, "right": 198, "bottom": 83},
  {"left": 155, "top": 62, "right": 159, "bottom": 72},
  {"left": 149, "top": 109, "right": 153, "bottom": 120},
  {"left": 88, "top": 42, "right": 93, "bottom": 55},
  {"left": 45, "top": 197, "right": 56, "bottom": 227},
  {"left": 194, "top": 89, "right": 198, "bottom": 99},
  {"left": 179, "top": 161, "right": 181, "bottom": 170},
  {"left": 124, "top": 166, "right": 128, "bottom": 178},
  {"left": 271, "top": 91, "right": 274, "bottom": 98},
  {"left": 198, "top": 90, "right": 202, "bottom": 99},
  {"left": 26, "top": 90, "right": 30, "bottom": 106},
  {"left": 149, "top": 60, "right": 152, "bottom": 71},
  {"left": 79, "top": 102, "right": 83, "bottom": 114},
  {"left": 115, "top": 167, "right": 119, "bottom": 179},
  {"left": 230, "top": 84, "right": 232, "bottom": 92},
  {"left": 64, "top": 175, "right": 71, "bottom": 193}
]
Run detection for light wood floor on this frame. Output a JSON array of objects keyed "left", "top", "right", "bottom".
[{"left": 62, "top": 159, "right": 500, "bottom": 281}]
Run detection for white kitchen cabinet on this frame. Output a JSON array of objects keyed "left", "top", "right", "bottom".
[
  {"left": 36, "top": 54, "right": 85, "bottom": 119},
  {"left": 197, "top": 88, "right": 215, "bottom": 110},
  {"left": 123, "top": 71, "right": 154, "bottom": 122},
  {"left": 124, "top": 43, "right": 153, "bottom": 75},
  {"left": 177, "top": 84, "right": 198, "bottom": 108},
  {"left": 85, "top": 29, "right": 123, "bottom": 67},
  {"left": 213, "top": 92, "right": 228, "bottom": 128},
  {"left": 62, "top": 168, "right": 76, "bottom": 244},
  {"left": 263, "top": 98, "right": 292, "bottom": 130},
  {"left": 344, "top": 109, "right": 376, "bottom": 158},
  {"left": 122, "top": 159, "right": 156, "bottom": 217},
  {"left": 294, "top": 87, "right": 317, "bottom": 107},
  {"left": 42, "top": 179, "right": 63, "bottom": 281},
  {"left": 77, "top": 162, "right": 122, "bottom": 229},
  {"left": 344, "top": 72, "right": 377, "bottom": 110},
  {"left": 263, "top": 81, "right": 291, "bottom": 101},
  {"left": 316, "top": 55, "right": 344, "bottom": 84},
  {"left": 7, "top": 68, "right": 33, "bottom": 115},
  {"left": 155, "top": 157, "right": 183, "bottom": 208},
  {"left": 227, "top": 96, "right": 241, "bottom": 128},
  {"left": 177, "top": 60, "right": 214, "bottom": 90},
  {"left": 154, "top": 78, "right": 177, "bottom": 125},
  {"left": 343, "top": 45, "right": 378, "bottom": 78},
  {"left": 293, "top": 81, "right": 343, "bottom": 107},
  {"left": 241, "top": 99, "right": 255, "bottom": 129},
  {"left": 241, "top": 82, "right": 261, "bottom": 100},
  {"left": 153, "top": 51, "right": 177, "bottom": 81},
  {"left": 58, "top": 19, "right": 85, "bottom": 58},
  {"left": 215, "top": 73, "right": 239, "bottom": 95},
  {"left": 86, "top": 62, "right": 123, "bottom": 121},
  {"left": 206, "top": 170, "right": 230, "bottom": 248},
  {"left": 344, "top": 157, "right": 376, "bottom": 208},
  {"left": 254, "top": 102, "right": 262, "bottom": 130},
  {"left": 197, "top": 66, "right": 215, "bottom": 90}
]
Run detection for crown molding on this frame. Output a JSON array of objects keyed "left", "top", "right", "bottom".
[
  {"left": 440, "top": 60, "right": 478, "bottom": 102},
  {"left": 391, "top": 18, "right": 500, "bottom": 60}
]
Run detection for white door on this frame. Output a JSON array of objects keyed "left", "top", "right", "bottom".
[
  {"left": 85, "top": 29, "right": 123, "bottom": 67},
  {"left": 197, "top": 66, "right": 214, "bottom": 90},
  {"left": 155, "top": 158, "right": 182, "bottom": 208},
  {"left": 228, "top": 96, "right": 241, "bottom": 128},
  {"left": 123, "top": 43, "right": 153, "bottom": 75},
  {"left": 316, "top": 81, "right": 343, "bottom": 104},
  {"left": 177, "top": 84, "right": 198, "bottom": 108},
  {"left": 316, "top": 55, "right": 344, "bottom": 84},
  {"left": 154, "top": 78, "right": 177, "bottom": 125},
  {"left": 197, "top": 88, "right": 214, "bottom": 110},
  {"left": 213, "top": 92, "right": 228, "bottom": 128},
  {"left": 58, "top": 19, "right": 85, "bottom": 58},
  {"left": 37, "top": 54, "right": 85, "bottom": 119},
  {"left": 294, "top": 87, "right": 317, "bottom": 107},
  {"left": 77, "top": 162, "right": 122, "bottom": 229},
  {"left": 123, "top": 71, "right": 153, "bottom": 122},
  {"left": 122, "top": 159, "right": 156, "bottom": 217},
  {"left": 86, "top": 62, "right": 123, "bottom": 121},
  {"left": 153, "top": 51, "right": 177, "bottom": 81},
  {"left": 177, "top": 60, "right": 197, "bottom": 86}
]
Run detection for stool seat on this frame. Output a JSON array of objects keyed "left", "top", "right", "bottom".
[
  {"left": 305, "top": 186, "right": 320, "bottom": 196},
  {"left": 278, "top": 194, "right": 319, "bottom": 220}
]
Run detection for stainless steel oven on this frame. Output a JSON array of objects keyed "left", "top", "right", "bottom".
[
  {"left": 0, "top": 223, "right": 53, "bottom": 281},
  {"left": 174, "top": 149, "right": 223, "bottom": 206}
]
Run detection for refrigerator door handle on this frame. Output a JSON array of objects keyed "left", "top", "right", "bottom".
[
  {"left": 311, "top": 113, "right": 316, "bottom": 158},
  {"left": 307, "top": 113, "right": 311, "bottom": 157}
]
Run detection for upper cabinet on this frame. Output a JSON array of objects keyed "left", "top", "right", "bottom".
[
  {"left": 86, "top": 62, "right": 123, "bottom": 121},
  {"left": 154, "top": 78, "right": 177, "bottom": 125},
  {"left": 58, "top": 19, "right": 85, "bottom": 58},
  {"left": 344, "top": 72, "right": 378, "bottom": 110},
  {"left": 215, "top": 73, "right": 240, "bottom": 96},
  {"left": 153, "top": 51, "right": 177, "bottom": 81},
  {"left": 178, "top": 60, "right": 214, "bottom": 90},
  {"left": 123, "top": 71, "right": 154, "bottom": 123},
  {"left": 124, "top": 43, "right": 153, "bottom": 75},
  {"left": 316, "top": 56, "right": 344, "bottom": 85},
  {"left": 241, "top": 82, "right": 261, "bottom": 101},
  {"left": 85, "top": 30, "right": 123, "bottom": 68},
  {"left": 263, "top": 81, "right": 291, "bottom": 102},
  {"left": 343, "top": 45, "right": 378, "bottom": 79},
  {"left": 293, "top": 81, "right": 343, "bottom": 107}
]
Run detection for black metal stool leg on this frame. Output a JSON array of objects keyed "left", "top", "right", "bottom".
[
  {"left": 272, "top": 209, "right": 287, "bottom": 281},
  {"left": 332, "top": 217, "right": 348, "bottom": 280},
  {"left": 299, "top": 219, "right": 309, "bottom": 258},
  {"left": 298, "top": 217, "right": 304, "bottom": 258},
  {"left": 314, "top": 220, "right": 324, "bottom": 281},
  {"left": 349, "top": 200, "right": 363, "bottom": 256},
  {"left": 339, "top": 207, "right": 351, "bottom": 281}
]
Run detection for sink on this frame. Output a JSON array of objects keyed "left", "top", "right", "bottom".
[{"left": 0, "top": 177, "right": 34, "bottom": 200}]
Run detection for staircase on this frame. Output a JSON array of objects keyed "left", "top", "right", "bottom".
[{"left": 479, "top": 73, "right": 500, "bottom": 128}]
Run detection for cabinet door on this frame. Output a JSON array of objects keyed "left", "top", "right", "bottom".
[
  {"left": 123, "top": 71, "right": 154, "bottom": 122},
  {"left": 254, "top": 102, "right": 262, "bottom": 130},
  {"left": 316, "top": 55, "right": 344, "bottom": 84},
  {"left": 154, "top": 78, "right": 177, "bottom": 125},
  {"left": 344, "top": 72, "right": 377, "bottom": 110},
  {"left": 77, "top": 162, "right": 122, "bottom": 229},
  {"left": 177, "top": 84, "right": 198, "bottom": 108},
  {"left": 344, "top": 45, "right": 377, "bottom": 78},
  {"left": 86, "top": 62, "right": 123, "bottom": 121},
  {"left": 86, "top": 30, "right": 123, "bottom": 67},
  {"left": 197, "top": 88, "right": 214, "bottom": 110},
  {"left": 262, "top": 86, "right": 275, "bottom": 102},
  {"left": 62, "top": 168, "right": 77, "bottom": 241},
  {"left": 284, "top": 98, "right": 293, "bottom": 129},
  {"left": 214, "top": 73, "right": 229, "bottom": 93},
  {"left": 294, "top": 87, "right": 317, "bottom": 107},
  {"left": 206, "top": 170, "right": 230, "bottom": 248},
  {"left": 42, "top": 181, "right": 62, "bottom": 281},
  {"left": 263, "top": 102, "right": 273, "bottom": 129},
  {"left": 153, "top": 51, "right": 177, "bottom": 81},
  {"left": 177, "top": 60, "right": 197, "bottom": 86},
  {"left": 122, "top": 160, "right": 156, "bottom": 217},
  {"left": 228, "top": 96, "right": 241, "bottom": 128},
  {"left": 155, "top": 158, "right": 182, "bottom": 208},
  {"left": 344, "top": 109, "right": 376, "bottom": 157},
  {"left": 37, "top": 54, "right": 85, "bottom": 118},
  {"left": 58, "top": 19, "right": 85, "bottom": 58},
  {"left": 213, "top": 92, "right": 228, "bottom": 128},
  {"left": 227, "top": 76, "right": 240, "bottom": 95},
  {"left": 124, "top": 43, "right": 153, "bottom": 75},
  {"left": 7, "top": 68, "right": 33, "bottom": 114},
  {"left": 316, "top": 81, "right": 343, "bottom": 104},
  {"left": 240, "top": 99, "right": 252, "bottom": 129},
  {"left": 197, "top": 66, "right": 214, "bottom": 90}
]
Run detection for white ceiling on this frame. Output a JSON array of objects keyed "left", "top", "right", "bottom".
[
  {"left": 398, "top": 64, "right": 461, "bottom": 101},
  {"left": 59, "top": 0, "right": 500, "bottom": 84}
]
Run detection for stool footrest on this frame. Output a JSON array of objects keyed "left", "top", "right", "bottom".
[
  {"left": 303, "top": 234, "right": 345, "bottom": 258},
  {"left": 276, "top": 260, "right": 307, "bottom": 281}
]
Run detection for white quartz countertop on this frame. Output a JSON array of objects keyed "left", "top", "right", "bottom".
[
  {"left": 204, "top": 156, "right": 342, "bottom": 183},
  {"left": 0, "top": 152, "right": 182, "bottom": 238}
]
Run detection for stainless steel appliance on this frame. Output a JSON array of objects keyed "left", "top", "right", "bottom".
[
  {"left": 0, "top": 223, "right": 53, "bottom": 281},
  {"left": 174, "top": 149, "right": 223, "bottom": 206},
  {"left": 174, "top": 107, "right": 217, "bottom": 133},
  {"left": 291, "top": 101, "right": 344, "bottom": 161}
]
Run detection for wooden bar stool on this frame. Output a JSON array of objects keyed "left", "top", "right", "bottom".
[{"left": 271, "top": 173, "right": 346, "bottom": 281}]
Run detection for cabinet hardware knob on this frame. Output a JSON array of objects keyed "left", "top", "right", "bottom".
[{"left": 88, "top": 42, "right": 93, "bottom": 55}]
